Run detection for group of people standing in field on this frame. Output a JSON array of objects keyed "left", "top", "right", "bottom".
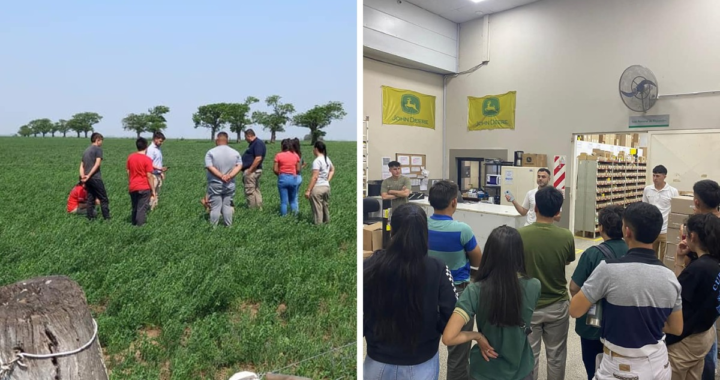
[{"left": 66, "top": 129, "right": 335, "bottom": 227}]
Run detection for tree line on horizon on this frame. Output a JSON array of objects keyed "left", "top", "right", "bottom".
[{"left": 16, "top": 95, "right": 346, "bottom": 145}]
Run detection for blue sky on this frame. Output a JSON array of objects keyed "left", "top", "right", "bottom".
[{"left": 0, "top": 0, "right": 357, "bottom": 141}]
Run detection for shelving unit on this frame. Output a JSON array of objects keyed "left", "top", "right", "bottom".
[
  {"left": 363, "top": 116, "right": 369, "bottom": 197},
  {"left": 482, "top": 160, "right": 513, "bottom": 205},
  {"left": 574, "top": 158, "right": 647, "bottom": 238}
]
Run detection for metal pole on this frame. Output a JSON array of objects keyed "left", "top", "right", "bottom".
[{"left": 657, "top": 90, "right": 720, "bottom": 98}]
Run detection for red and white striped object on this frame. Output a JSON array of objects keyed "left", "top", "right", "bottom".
[{"left": 554, "top": 155, "right": 566, "bottom": 197}]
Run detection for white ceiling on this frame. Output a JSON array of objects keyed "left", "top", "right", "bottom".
[{"left": 404, "top": 0, "right": 541, "bottom": 23}]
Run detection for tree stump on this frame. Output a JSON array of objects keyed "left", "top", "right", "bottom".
[{"left": 0, "top": 276, "right": 108, "bottom": 379}]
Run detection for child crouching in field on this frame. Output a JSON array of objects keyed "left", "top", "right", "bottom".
[{"left": 67, "top": 178, "right": 100, "bottom": 215}]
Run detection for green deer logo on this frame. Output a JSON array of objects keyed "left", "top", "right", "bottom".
[
  {"left": 401, "top": 94, "right": 421, "bottom": 115},
  {"left": 482, "top": 97, "right": 500, "bottom": 117}
]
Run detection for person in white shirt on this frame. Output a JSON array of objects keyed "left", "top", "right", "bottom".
[
  {"left": 506, "top": 168, "right": 562, "bottom": 226},
  {"left": 642, "top": 164, "right": 679, "bottom": 260},
  {"left": 145, "top": 131, "right": 167, "bottom": 210},
  {"left": 305, "top": 141, "right": 334, "bottom": 225}
]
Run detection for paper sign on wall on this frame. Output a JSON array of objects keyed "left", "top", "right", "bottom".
[
  {"left": 505, "top": 170, "right": 514, "bottom": 185},
  {"left": 401, "top": 167, "right": 410, "bottom": 174},
  {"left": 411, "top": 156, "right": 423, "bottom": 165},
  {"left": 398, "top": 155, "right": 410, "bottom": 165}
]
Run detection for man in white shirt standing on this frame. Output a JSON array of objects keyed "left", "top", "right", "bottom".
[
  {"left": 145, "top": 131, "right": 167, "bottom": 210},
  {"left": 642, "top": 164, "right": 679, "bottom": 260},
  {"left": 506, "top": 168, "right": 562, "bottom": 226}
]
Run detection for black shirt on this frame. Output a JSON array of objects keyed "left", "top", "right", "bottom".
[
  {"left": 666, "top": 254, "right": 720, "bottom": 345},
  {"left": 242, "top": 138, "right": 266, "bottom": 170},
  {"left": 363, "top": 253, "right": 457, "bottom": 365}
]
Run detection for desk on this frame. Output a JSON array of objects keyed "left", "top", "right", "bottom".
[{"left": 410, "top": 199, "right": 526, "bottom": 251}]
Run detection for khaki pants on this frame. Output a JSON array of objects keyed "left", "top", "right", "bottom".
[
  {"left": 150, "top": 174, "right": 163, "bottom": 210},
  {"left": 653, "top": 233, "right": 668, "bottom": 261},
  {"left": 529, "top": 300, "right": 570, "bottom": 380},
  {"left": 310, "top": 186, "right": 330, "bottom": 224},
  {"left": 243, "top": 170, "right": 263, "bottom": 209},
  {"left": 668, "top": 327, "right": 716, "bottom": 380}
]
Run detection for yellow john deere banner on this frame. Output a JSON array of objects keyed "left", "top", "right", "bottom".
[
  {"left": 382, "top": 86, "right": 435, "bottom": 129},
  {"left": 468, "top": 91, "right": 516, "bottom": 131}
]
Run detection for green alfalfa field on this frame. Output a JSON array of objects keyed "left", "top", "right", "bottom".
[{"left": 0, "top": 136, "right": 357, "bottom": 379}]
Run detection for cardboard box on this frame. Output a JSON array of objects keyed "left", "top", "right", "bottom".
[
  {"left": 667, "top": 228, "right": 681, "bottom": 245},
  {"left": 522, "top": 153, "right": 548, "bottom": 168},
  {"left": 671, "top": 196, "right": 695, "bottom": 215},
  {"left": 363, "top": 222, "right": 383, "bottom": 252},
  {"left": 668, "top": 213, "right": 687, "bottom": 230}
]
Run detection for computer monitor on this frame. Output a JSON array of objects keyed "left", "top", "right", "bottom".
[{"left": 486, "top": 174, "right": 500, "bottom": 186}]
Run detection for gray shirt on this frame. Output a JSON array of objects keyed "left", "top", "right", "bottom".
[
  {"left": 205, "top": 145, "right": 241, "bottom": 185},
  {"left": 82, "top": 145, "right": 103, "bottom": 180}
]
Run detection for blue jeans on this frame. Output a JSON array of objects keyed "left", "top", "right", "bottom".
[
  {"left": 702, "top": 328, "right": 717, "bottom": 380},
  {"left": 295, "top": 174, "right": 302, "bottom": 208},
  {"left": 580, "top": 338, "right": 603, "bottom": 380},
  {"left": 364, "top": 352, "right": 439, "bottom": 380},
  {"left": 277, "top": 174, "right": 298, "bottom": 216}
]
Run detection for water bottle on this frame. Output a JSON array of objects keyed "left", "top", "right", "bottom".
[{"left": 587, "top": 301, "right": 603, "bottom": 328}]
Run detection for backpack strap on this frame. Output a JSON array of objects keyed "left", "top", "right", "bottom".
[{"left": 596, "top": 242, "right": 615, "bottom": 261}]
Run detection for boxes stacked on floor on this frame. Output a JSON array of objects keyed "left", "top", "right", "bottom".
[
  {"left": 665, "top": 196, "right": 695, "bottom": 275},
  {"left": 363, "top": 222, "right": 383, "bottom": 259}
]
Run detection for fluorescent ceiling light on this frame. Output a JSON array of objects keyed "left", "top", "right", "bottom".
[{"left": 471, "top": 0, "right": 485, "bottom": 2}]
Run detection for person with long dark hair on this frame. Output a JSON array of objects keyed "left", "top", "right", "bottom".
[
  {"left": 443, "top": 226, "right": 540, "bottom": 380},
  {"left": 364, "top": 203, "right": 457, "bottom": 380},
  {"left": 304, "top": 141, "right": 334, "bottom": 224},
  {"left": 666, "top": 213, "right": 720, "bottom": 379},
  {"left": 273, "top": 138, "right": 301, "bottom": 216}
]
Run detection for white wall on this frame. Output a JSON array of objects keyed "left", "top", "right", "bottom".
[
  {"left": 363, "top": 0, "right": 458, "bottom": 73},
  {"left": 445, "top": 0, "right": 720, "bottom": 221},
  {"left": 363, "top": 57, "right": 444, "bottom": 180}
]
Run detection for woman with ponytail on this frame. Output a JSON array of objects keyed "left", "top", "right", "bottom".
[
  {"left": 304, "top": 141, "right": 334, "bottom": 224},
  {"left": 364, "top": 203, "right": 457, "bottom": 380},
  {"left": 666, "top": 213, "right": 720, "bottom": 379},
  {"left": 442, "top": 226, "right": 540, "bottom": 380}
]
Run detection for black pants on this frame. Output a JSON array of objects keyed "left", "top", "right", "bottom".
[
  {"left": 85, "top": 178, "right": 110, "bottom": 220},
  {"left": 580, "top": 337, "right": 604, "bottom": 380},
  {"left": 130, "top": 190, "right": 151, "bottom": 226}
]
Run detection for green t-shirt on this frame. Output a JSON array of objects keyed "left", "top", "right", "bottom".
[
  {"left": 570, "top": 238, "right": 629, "bottom": 340},
  {"left": 453, "top": 277, "right": 541, "bottom": 380},
  {"left": 381, "top": 176, "right": 412, "bottom": 212},
  {"left": 518, "top": 222, "right": 576, "bottom": 309}
]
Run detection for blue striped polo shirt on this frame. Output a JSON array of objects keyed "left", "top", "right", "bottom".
[
  {"left": 427, "top": 214, "right": 478, "bottom": 285},
  {"left": 581, "top": 248, "right": 682, "bottom": 357}
]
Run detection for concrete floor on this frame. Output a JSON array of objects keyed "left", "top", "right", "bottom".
[{"left": 362, "top": 237, "right": 720, "bottom": 379}]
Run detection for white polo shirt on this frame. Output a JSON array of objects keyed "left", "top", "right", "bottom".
[
  {"left": 642, "top": 183, "right": 679, "bottom": 234},
  {"left": 146, "top": 143, "right": 163, "bottom": 174}
]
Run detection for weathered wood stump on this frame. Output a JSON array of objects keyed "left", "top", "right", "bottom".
[{"left": 0, "top": 275, "right": 108, "bottom": 379}]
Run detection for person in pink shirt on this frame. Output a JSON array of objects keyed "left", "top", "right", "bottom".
[{"left": 273, "top": 139, "right": 301, "bottom": 216}]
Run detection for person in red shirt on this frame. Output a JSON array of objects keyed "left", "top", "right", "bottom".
[
  {"left": 274, "top": 139, "right": 301, "bottom": 216},
  {"left": 67, "top": 178, "right": 99, "bottom": 214},
  {"left": 126, "top": 137, "right": 156, "bottom": 226}
]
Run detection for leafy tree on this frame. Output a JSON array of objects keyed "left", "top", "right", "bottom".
[
  {"left": 122, "top": 113, "right": 151, "bottom": 138},
  {"left": 56, "top": 119, "right": 69, "bottom": 137},
  {"left": 29, "top": 118, "right": 54, "bottom": 137},
  {"left": 252, "top": 95, "right": 295, "bottom": 144},
  {"left": 223, "top": 97, "right": 259, "bottom": 143},
  {"left": 193, "top": 103, "right": 228, "bottom": 141},
  {"left": 147, "top": 105, "right": 170, "bottom": 134},
  {"left": 68, "top": 112, "right": 103, "bottom": 138},
  {"left": 17, "top": 125, "right": 32, "bottom": 137},
  {"left": 292, "top": 101, "right": 346, "bottom": 145}
]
